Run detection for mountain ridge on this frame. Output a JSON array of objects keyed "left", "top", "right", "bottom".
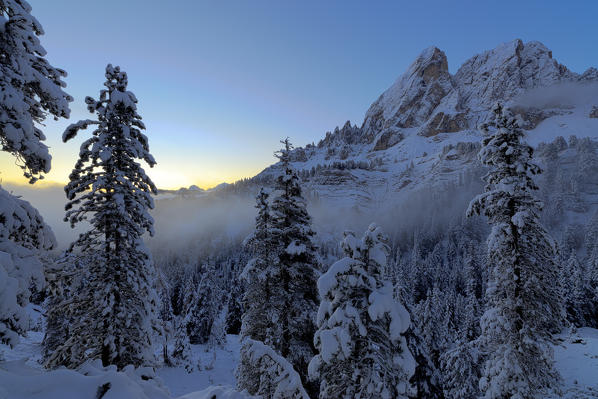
[
  {"left": 241, "top": 39, "right": 598, "bottom": 208},
  {"left": 170, "top": 40, "right": 598, "bottom": 215}
]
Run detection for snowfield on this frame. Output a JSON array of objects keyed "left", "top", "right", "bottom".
[
  {"left": 156, "top": 335, "right": 241, "bottom": 397},
  {"left": 1, "top": 327, "right": 598, "bottom": 398},
  {"left": 0, "top": 332, "right": 247, "bottom": 399},
  {"left": 553, "top": 328, "right": 598, "bottom": 398}
]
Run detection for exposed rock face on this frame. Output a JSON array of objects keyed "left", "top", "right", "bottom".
[
  {"left": 439, "top": 142, "right": 481, "bottom": 162},
  {"left": 362, "top": 47, "right": 455, "bottom": 139},
  {"left": 419, "top": 111, "right": 467, "bottom": 137},
  {"left": 372, "top": 128, "right": 404, "bottom": 151},
  {"left": 590, "top": 106, "right": 598, "bottom": 119},
  {"left": 339, "top": 145, "right": 351, "bottom": 160},
  {"left": 313, "top": 169, "right": 355, "bottom": 185}
]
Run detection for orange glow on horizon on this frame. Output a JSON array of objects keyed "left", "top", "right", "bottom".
[{"left": 1, "top": 157, "right": 263, "bottom": 191}]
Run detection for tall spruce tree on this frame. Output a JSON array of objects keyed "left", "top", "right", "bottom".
[
  {"left": 46, "top": 65, "right": 160, "bottom": 369},
  {"left": 308, "top": 225, "right": 415, "bottom": 399},
  {"left": 440, "top": 340, "right": 480, "bottom": 399},
  {"left": 411, "top": 287, "right": 447, "bottom": 399},
  {"left": 440, "top": 244, "right": 483, "bottom": 399},
  {"left": 461, "top": 244, "right": 482, "bottom": 341},
  {"left": 183, "top": 262, "right": 224, "bottom": 345},
  {"left": 157, "top": 276, "right": 174, "bottom": 367},
  {"left": 225, "top": 277, "right": 243, "bottom": 335},
  {"left": 269, "top": 138, "right": 319, "bottom": 392},
  {"left": 586, "top": 241, "right": 598, "bottom": 325},
  {"left": 566, "top": 251, "right": 595, "bottom": 327},
  {"left": 172, "top": 316, "right": 196, "bottom": 373},
  {"left": 238, "top": 140, "right": 319, "bottom": 396},
  {"left": 237, "top": 188, "right": 279, "bottom": 393},
  {"left": 467, "top": 103, "right": 563, "bottom": 398},
  {"left": 239, "top": 188, "right": 274, "bottom": 341}
]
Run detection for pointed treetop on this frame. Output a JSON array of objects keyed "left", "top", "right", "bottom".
[{"left": 275, "top": 137, "right": 293, "bottom": 165}]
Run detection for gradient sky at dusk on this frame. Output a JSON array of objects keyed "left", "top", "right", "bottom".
[{"left": 1, "top": 0, "right": 597, "bottom": 189}]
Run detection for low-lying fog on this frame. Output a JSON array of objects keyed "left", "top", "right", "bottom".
[{"left": 3, "top": 178, "right": 483, "bottom": 262}]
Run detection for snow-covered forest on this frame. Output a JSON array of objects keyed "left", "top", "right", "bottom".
[{"left": 2, "top": 1, "right": 598, "bottom": 398}]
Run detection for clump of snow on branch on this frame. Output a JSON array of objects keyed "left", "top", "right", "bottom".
[
  {"left": 0, "top": 185, "right": 55, "bottom": 347},
  {"left": 239, "top": 338, "right": 309, "bottom": 399}
]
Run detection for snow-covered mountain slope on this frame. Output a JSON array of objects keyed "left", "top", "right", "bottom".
[{"left": 242, "top": 39, "right": 598, "bottom": 213}]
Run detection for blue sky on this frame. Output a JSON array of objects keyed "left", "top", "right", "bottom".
[{"left": 3, "top": 0, "right": 597, "bottom": 188}]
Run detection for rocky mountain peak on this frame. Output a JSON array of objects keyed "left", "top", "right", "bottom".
[
  {"left": 581, "top": 67, "right": 598, "bottom": 81},
  {"left": 362, "top": 46, "right": 454, "bottom": 141},
  {"left": 317, "top": 120, "right": 362, "bottom": 148},
  {"left": 454, "top": 39, "right": 575, "bottom": 113},
  {"left": 359, "top": 39, "right": 589, "bottom": 146},
  {"left": 419, "top": 47, "right": 450, "bottom": 83}
]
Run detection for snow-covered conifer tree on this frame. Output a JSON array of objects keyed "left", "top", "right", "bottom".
[
  {"left": 0, "top": 0, "right": 72, "bottom": 182},
  {"left": 237, "top": 188, "right": 279, "bottom": 392},
  {"left": 239, "top": 188, "right": 275, "bottom": 340},
  {"left": 207, "top": 306, "right": 227, "bottom": 350},
  {"left": 467, "top": 103, "right": 563, "bottom": 398},
  {"left": 410, "top": 287, "right": 447, "bottom": 398},
  {"left": 268, "top": 138, "right": 319, "bottom": 390},
  {"left": 558, "top": 252, "right": 574, "bottom": 321},
  {"left": 440, "top": 340, "right": 480, "bottom": 399},
  {"left": 461, "top": 245, "right": 481, "bottom": 341},
  {"left": 157, "top": 279, "right": 174, "bottom": 367},
  {"left": 586, "top": 241, "right": 598, "bottom": 325},
  {"left": 561, "top": 251, "right": 594, "bottom": 327},
  {"left": 238, "top": 139, "right": 319, "bottom": 396},
  {"left": 47, "top": 65, "right": 159, "bottom": 369},
  {"left": 225, "top": 278, "right": 243, "bottom": 334},
  {"left": 42, "top": 254, "right": 87, "bottom": 365},
  {"left": 172, "top": 316, "right": 196, "bottom": 373},
  {"left": 184, "top": 262, "right": 223, "bottom": 345},
  {"left": 0, "top": 0, "right": 69, "bottom": 349},
  {"left": 179, "top": 269, "right": 198, "bottom": 323},
  {"left": 405, "top": 327, "right": 443, "bottom": 399},
  {"left": 309, "top": 224, "right": 415, "bottom": 399},
  {"left": 393, "top": 279, "right": 442, "bottom": 399},
  {"left": 241, "top": 339, "right": 310, "bottom": 399},
  {"left": 437, "top": 248, "right": 483, "bottom": 399},
  {"left": 183, "top": 280, "right": 207, "bottom": 344}
]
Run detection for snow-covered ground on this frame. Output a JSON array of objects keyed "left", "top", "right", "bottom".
[
  {"left": 157, "top": 335, "right": 240, "bottom": 397},
  {"left": 553, "top": 327, "right": 598, "bottom": 398},
  {"left": 1, "top": 327, "right": 597, "bottom": 398},
  {"left": 0, "top": 332, "right": 242, "bottom": 399}
]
